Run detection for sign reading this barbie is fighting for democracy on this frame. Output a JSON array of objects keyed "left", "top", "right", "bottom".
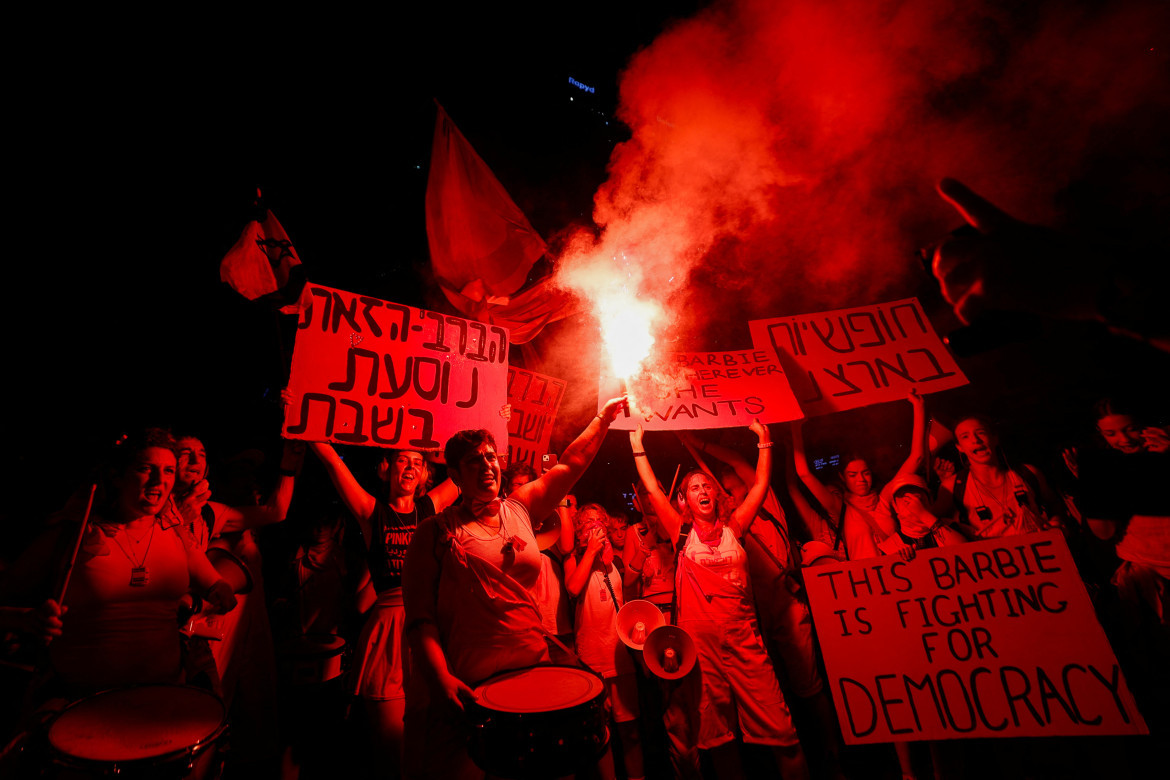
[
  {"left": 804, "top": 532, "right": 1147, "bottom": 743},
  {"left": 284, "top": 284, "right": 509, "bottom": 449}
]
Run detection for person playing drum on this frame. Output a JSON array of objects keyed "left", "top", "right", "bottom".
[
  {"left": 629, "top": 421, "right": 811, "bottom": 780},
  {"left": 401, "top": 396, "right": 626, "bottom": 779},
  {"left": 0, "top": 429, "right": 238, "bottom": 699}
]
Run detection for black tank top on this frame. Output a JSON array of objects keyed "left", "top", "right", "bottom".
[{"left": 368, "top": 496, "right": 436, "bottom": 592}]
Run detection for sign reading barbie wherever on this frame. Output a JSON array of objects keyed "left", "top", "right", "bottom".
[
  {"left": 804, "top": 532, "right": 1146, "bottom": 743},
  {"left": 600, "top": 348, "right": 803, "bottom": 431},
  {"left": 507, "top": 367, "right": 566, "bottom": 470},
  {"left": 284, "top": 284, "right": 509, "bottom": 449},
  {"left": 749, "top": 298, "right": 967, "bottom": 416}
]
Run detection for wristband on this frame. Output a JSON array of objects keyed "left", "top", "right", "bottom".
[
  {"left": 757, "top": 442, "right": 773, "bottom": 449},
  {"left": 633, "top": 452, "right": 647, "bottom": 458}
]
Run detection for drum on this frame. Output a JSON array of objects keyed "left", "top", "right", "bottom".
[
  {"left": 277, "top": 633, "right": 348, "bottom": 686},
  {"left": 467, "top": 664, "right": 609, "bottom": 779},
  {"left": 47, "top": 685, "right": 227, "bottom": 778}
]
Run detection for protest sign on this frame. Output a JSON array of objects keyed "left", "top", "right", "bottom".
[
  {"left": 749, "top": 298, "right": 967, "bottom": 416},
  {"left": 600, "top": 348, "right": 803, "bottom": 431},
  {"left": 284, "top": 284, "right": 509, "bottom": 449},
  {"left": 506, "top": 367, "right": 566, "bottom": 470},
  {"left": 804, "top": 531, "right": 1147, "bottom": 743}
]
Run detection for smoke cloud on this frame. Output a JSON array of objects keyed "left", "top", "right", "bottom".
[{"left": 555, "top": 0, "right": 1169, "bottom": 353}]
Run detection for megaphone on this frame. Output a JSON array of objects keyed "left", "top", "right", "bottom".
[
  {"left": 206, "top": 547, "right": 254, "bottom": 595},
  {"left": 643, "top": 625, "right": 697, "bottom": 680},
  {"left": 617, "top": 600, "right": 665, "bottom": 650}
]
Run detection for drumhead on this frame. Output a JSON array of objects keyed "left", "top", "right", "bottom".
[
  {"left": 49, "top": 685, "right": 225, "bottom": 763},
  {"left": 474, "top": 666, "right": 604, "bottom": 713}
]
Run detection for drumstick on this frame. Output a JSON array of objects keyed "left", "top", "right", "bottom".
[{"left": 55, "top": 483, "right": 98, "bottom": 606}]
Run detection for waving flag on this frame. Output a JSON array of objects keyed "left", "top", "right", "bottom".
[
  {"left": 427, "top": 104, "right": 576, "bottom": 343},
  {"left": 219, "top": 209, "right": 307, "bottom": 314}
]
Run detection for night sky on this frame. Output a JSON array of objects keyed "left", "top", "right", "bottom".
[{"left": 8, "top": 1, "right": 1168, "bottom": 535}]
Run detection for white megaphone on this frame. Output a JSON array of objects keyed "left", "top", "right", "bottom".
[
  {"left": 643, "top": 624, "right": 697, "bottom": 680},
  {"left": 616, "top": 600, "right": 666, "bottom": 650}
]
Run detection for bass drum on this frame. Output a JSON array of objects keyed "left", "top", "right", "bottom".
[
  {"left": 467, "top": 664, "right": 608, "bottom": 779},
  {"left": 46, "top": 684, "right": 227, "bottom": 778}
]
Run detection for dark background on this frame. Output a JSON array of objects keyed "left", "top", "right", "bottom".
[{"left": 5, "top": 2, "right": 1168, "bottom": 542}]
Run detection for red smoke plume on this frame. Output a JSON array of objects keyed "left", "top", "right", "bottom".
[{"left": 556, "top": 0, "right": 1169, "bottom": 348}]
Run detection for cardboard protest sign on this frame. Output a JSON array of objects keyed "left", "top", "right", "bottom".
[
  {"left": 600, "top": 348, "right": 803, "bottom": 431},
  {"left": 749, "top": 298, "right": 967, "bottom": 416},
  {"left": 284, "top": 284, "right": 509, "bottom": 449},
  {"left": 804, "top": 531, "right": 1147, "bottom": 743},
  {"left": 506, "top": 367, "right": 566, "bottom": 470}
]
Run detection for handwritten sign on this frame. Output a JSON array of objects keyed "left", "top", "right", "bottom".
[
  {"left": 507, "top": 367, "right": 566, "bottom": 469},
  {"left": 600, "top": 349, "right": 803, "bottom": 431},
  {"left": 749, "top": 298, "right": 967, "bottom": 416},
  {"left": 804, "top": 532, "right": 1146, "bottom": 743},
  {"left": 284, "top": 284, "right": 509, "bottom": 449}
]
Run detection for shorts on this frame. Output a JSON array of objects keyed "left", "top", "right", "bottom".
[
  {"left": 605, "top": 672, "right": 640, "bottom": 723},
  {"left": 756, "top": 584, "right": 823, "bottom": 698},
  {"left": 350, "top": 588, "right": 406, "bottom": 701},
  {"left": 686, "top": 619, "right": 799, "bottom": 749}
]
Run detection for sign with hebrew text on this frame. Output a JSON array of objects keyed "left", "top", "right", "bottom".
[
  {"left": 506, "top": 367, "right": 566, "bottom": 469},
  {"left": 284, "top": 284, "right": 509, "bottom": 449},
  {"left": 749, "top": 298, "right": 967, "bottom": 416},
  {"left": 804, "top": 532, "right": 1146, "bottom": 744}
]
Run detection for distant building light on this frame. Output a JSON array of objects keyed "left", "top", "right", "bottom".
[{"left": 568, "top": 76, "right": 596, "bottom": 94}]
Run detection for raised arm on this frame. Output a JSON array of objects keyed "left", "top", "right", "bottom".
[
  {"left": 308, "top": 441, "right": 376, "bottom": 540},
  {"left": 217, "top": 441, "right": 304, "bottom": 534},
  {"left": 681, "top": 430, "right": 783, "bottom": 520},
  {"left": 564, "top": 527, "right": 605, "bottom": 598},
  {"left": 629, "top": 426, "right": 683, "bottom": 541},
  {"left": 426, "top": 477, "right": 460, "bottom": 513},
  {"left": 893, "top": 390, "right": 927, "bottom": 481},
  {"left": 512, "top": 396, "right": 626, "bottom": 523},
  {"left": 783, "top": 440, "right": 832, "bottom": 543},
  {"left": 729, "top": 421, "right": 773, "bottom": 535},
  {"left": 792, "top": 420, "right": 843, "bottom": 518}
]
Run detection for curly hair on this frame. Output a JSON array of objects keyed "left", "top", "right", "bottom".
[
  {"left": 444, "top": 429, "right": 498, "bottom": 472},
  {"left": 573, "top": 504, "right": 609, "bottom": 559}
]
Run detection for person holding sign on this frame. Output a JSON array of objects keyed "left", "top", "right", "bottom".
[
  {"left": 307, "top": 440, "right": 459, "bottom": 775},
  {"left": 680, "top": 431, "right": 845, "bottom": 776},
  {"left": 401, "top": 396, "right": 627, "bottom": 779},
  {"left": 629, "top": 421, "right": 810, "bottom": 780},
  {"left": 792, "top": 391, "right": 926, "bottom": 562}
]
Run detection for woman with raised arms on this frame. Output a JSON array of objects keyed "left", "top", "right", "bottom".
[{"left": 629, "top": 420, "right": 810, "bottom": 780}]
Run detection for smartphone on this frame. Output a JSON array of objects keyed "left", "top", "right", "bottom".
[{"left": 542, "top": 453, "right": 558, "bottom": 473}]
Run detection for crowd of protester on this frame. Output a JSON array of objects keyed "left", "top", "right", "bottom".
[
  {"left": 0, "top": 175, "right": 1166, "bottom": 777},
  {"left": 0, "top": 377, "right": 1165, "bottom": 780}
]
